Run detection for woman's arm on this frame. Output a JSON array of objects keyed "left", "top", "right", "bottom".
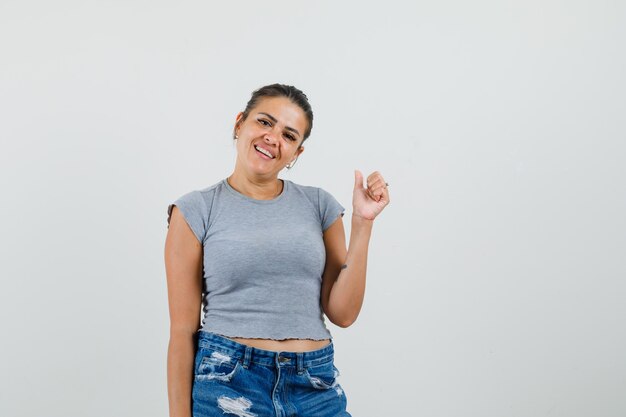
[
  {"left": 320, "top": 214, "right": 372, "bottom": 327},
  {"left": 320, "top": 170, "right": 389, "bottom": 328},
  {"left": 164, "top": 206, "right": 203, "bottom": 417}
]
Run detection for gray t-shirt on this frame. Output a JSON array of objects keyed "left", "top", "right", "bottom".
[{"left": 167, "top": 177, "right": 345, "bottom": 340}]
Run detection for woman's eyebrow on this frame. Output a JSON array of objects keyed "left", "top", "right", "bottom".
[{"left": 258, "top": 112, "right": 301, "bottom": 138}]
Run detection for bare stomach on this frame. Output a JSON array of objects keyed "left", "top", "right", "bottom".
[{"left": 224, "top": 336, "right": 331, "bottom": 352}]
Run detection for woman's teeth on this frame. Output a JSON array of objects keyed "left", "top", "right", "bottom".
[{"left": 254, "top": 145, "right": 274, "bottom": 159}]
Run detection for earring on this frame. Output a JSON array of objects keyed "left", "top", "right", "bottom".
[{"left": 235, "top": 135, "right": 239, "bottom": 139}]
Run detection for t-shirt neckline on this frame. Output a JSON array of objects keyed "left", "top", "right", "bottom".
[{"left": 222, "top": 177, "right": 289, "bottom": 204}]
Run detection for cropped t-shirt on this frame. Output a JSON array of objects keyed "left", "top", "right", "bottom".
[{"left": 166, "top": 178, "right": 345, "bottom": 340}]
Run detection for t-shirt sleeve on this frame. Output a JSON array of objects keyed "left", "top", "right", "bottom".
[
  {"left": 318, "top": 188, "right": 346, "bottom": 232},
  {"left": 167, "top": 190, "right": 208, "bottom": 244}
]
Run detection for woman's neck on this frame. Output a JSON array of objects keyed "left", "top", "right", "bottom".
[{"left": 227, "top": 173, "right": 284, "bottom": 200}]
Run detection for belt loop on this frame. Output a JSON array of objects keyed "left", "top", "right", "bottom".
[
  {"left": 242, "top": 346, "right": 252, "bottom": 369},
  {"left": 296, "top": 352, "right": 304, "bottom": 375}
]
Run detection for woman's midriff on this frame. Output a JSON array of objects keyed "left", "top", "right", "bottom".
[{"left": 224, "top": 336, "right": 331, "bottom": 352}]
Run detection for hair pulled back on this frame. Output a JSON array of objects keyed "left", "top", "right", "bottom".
[{"left": 234, "top": 83, "right": 314, "bottom": 146}]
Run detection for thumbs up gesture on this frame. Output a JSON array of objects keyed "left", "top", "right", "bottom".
[{"left": 353, "top": 170, "right": 390, "bottom": 221}]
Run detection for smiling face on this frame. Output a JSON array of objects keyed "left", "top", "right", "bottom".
[{"left": 233, "top": 96, "right": 307, "bottom": 179}]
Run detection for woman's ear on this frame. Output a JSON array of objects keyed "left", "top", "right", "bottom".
[{"left": 234, "top": 112, "right": 245, "bottom": 135}]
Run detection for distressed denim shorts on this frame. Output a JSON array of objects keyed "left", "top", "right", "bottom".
[{"left": 191, "top": 331, "right": 351, "bottom": 417}]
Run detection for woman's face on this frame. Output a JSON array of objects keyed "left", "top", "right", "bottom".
[{"left": 233, "top": 96, "right": 307, "bottom": 179}]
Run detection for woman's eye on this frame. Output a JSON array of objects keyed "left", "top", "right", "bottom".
[
  {"left": 285, "top": 134, "right": 296, "bottom": 141},
  {"left": 259, "top": 119, "right": 271, "bottom": 126}
]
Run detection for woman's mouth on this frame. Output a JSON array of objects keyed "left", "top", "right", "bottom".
[{"left": 254, "top": 145, "right": 275, "bottom": 160}]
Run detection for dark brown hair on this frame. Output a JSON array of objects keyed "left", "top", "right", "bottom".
[{"left": 233, "top": 83, "right": 314, "bottom": 147}]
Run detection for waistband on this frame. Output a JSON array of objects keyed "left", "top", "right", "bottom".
[{"left": 196, "top": 330, "right": 334, "bottom": 369}]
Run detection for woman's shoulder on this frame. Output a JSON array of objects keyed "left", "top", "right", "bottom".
[
  {"left": 285, "top": 179, "right": 328, "bottom": 194},
  {"left": 197, "top": 178, "right": 225, "bottom": 195},
  {"left": 286, "top": 179, "right": 339, "bottom": 200},
  {"left": 183, "top": 178, "right": 228, "bottom": 196},
  {"left": 171, "top": 179, "right": 224, "bottom": 210}
]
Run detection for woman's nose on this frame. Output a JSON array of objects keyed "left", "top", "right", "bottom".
[{"left": 264, "top": 131, "right": 278, "bottom": 143}]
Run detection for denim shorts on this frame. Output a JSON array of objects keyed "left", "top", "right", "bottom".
[{"left": 191, "top": 331, "right": 351, "bottom": 417}]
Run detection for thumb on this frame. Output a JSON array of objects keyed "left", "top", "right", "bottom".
[{"left": 354, "top": 169, "right": 363, "bottom": 190}]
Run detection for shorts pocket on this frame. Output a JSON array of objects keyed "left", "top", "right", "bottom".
[
  {"left": 304, "top": 360, "right": 340, "bottom": 390},
  {"left": 194, "top": 347, "right": 241, "bottom": 382}
]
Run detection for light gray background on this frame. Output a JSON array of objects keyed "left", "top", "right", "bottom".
[{"left": 1, "top": 1, "right": 625, "bottom": 416}]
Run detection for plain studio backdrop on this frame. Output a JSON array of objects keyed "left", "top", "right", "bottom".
[{"left": 1, "top": 1, "right": 624, "bottom": 416}]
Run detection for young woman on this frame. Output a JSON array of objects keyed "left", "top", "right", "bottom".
[{"left": 164, "top": 84, "right": 390, "bottom": 417}]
